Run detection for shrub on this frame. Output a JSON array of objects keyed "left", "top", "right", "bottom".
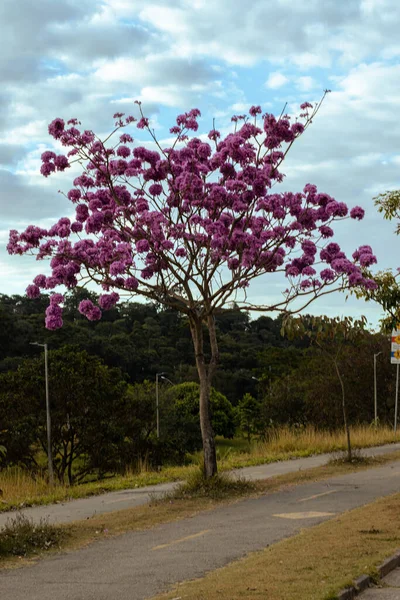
[{"left": 0, "top": 513, "right": 64, "bottom": 557}]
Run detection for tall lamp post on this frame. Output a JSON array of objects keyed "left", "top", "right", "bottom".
[
  {"left": 155, "top": 373, "right": 174, "bottom": 438},
  {"left": 374, "top": 351, "right": 382, "bottom": 426},
  {"left": 155, "top": 372, "right": 165, "bottom": 439},
  {"left": 30, "top": 342, "right": 54, "bottom": 485}
]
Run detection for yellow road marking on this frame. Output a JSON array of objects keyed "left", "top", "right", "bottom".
[
  {"left": 273, "top": 511, "right": 335, "bottom": 520},
  {"left": 152, "top": 529, "right": 210, "bottom": 551},
  {"left": 298, "top": 490, "right": 337, "bottom": 503}
]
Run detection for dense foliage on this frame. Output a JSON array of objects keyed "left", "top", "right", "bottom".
[{"left": 0, "top": 291, "right": 289, "bottom": 405}]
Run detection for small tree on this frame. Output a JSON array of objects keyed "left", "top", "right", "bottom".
[
  {"left": 238, "top": 393, "right": 263, "bottom": 441},
  {"left": 0, "top": 346, "right": 127, "bottom": 483},
  {"left": 284, "top": 316, "right": 367, "bottom": 461},
  {"left": 354, "top": 190, "right": 400, "bottom": 331},
  {"left": 8, "top": 95, "right": 376, "bottom": 477},
  {"left": 166, "top": 382, "right": 236, "bottom": 441}
]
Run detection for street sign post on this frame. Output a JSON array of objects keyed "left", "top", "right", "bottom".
[{"left": 391, "top": 326, "right": 400, "bottom": 434}]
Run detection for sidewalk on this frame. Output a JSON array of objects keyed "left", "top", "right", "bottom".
[
  {"left": 359, "top": 567, "right": 400, "bottom": 598},
  {"left": 1, "top": 442, "right": 400, "bottom": 528}
]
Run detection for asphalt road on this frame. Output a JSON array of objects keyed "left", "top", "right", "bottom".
[
  {"left": 2, "top": 456, "right": 400, "bottom": 600},
  {"left": 1, "top": 442, "right": 400, "bottom": 528}
]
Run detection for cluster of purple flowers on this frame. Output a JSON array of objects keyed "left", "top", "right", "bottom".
[{"left": 7, "top": 102, "right": 378, "bottom": 329}]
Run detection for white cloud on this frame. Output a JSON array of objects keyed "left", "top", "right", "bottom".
[
  {"left": 295, "top": 76, "right": 316, "bottom": 91},
  {"left": 265, "top": 72, "right": 289, "bottom": 89}
]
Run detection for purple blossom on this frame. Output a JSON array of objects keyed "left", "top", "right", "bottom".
[
  {"left": 26, "top": 284, "right": 40, "bottom": 298},
  {"left": 319, "top": 225, "right": 334, "bottom": 238},
  {"left": 137, "top": 117, "right": 149, "bottom": 129},
  {"left": 136, "top": 239, "right": 150, "bottom": 253},
  {"left": 68, "top": 189, "right": 81, "bottom": 202},
  {"left": 208, "top": 129, "right": 220, "bottom": 141},
  {"left": 110, "top": 260, "right": 125, "bottom": 275},
  {"left": 54, "top": 155, "right": 69, "bottom": 171},
  {"left": 45, "top": 303, "right": 63, "bottom": 330},
  {"left": 249, "top": 105, "right": 262, "bottom": 117},
  {"left": 117, "top": 146, "right": 131, "bottom": 158},
  {"left": 41, "top": 151, "right": 56, "bottom": 162},
  {"left": 350, "top": 206, "right": 365, "bottom": 220},
  {"left": 40, "top": 162, "right": 56, "bottom": 177},
  {"left": 291, "top": 122, "right": 305, "bottom": 136},
  {"left": 86, "top": 306, "right": 102, "bottom": 321},
  {"left": 348, "top": 271, "right": 364, "bottom": 285},
  {"left": 320, "top": 268, "right": 336, "bottom": 281},
  {"left": 149, "top": 184, "right": 163, "bottom": 196},
  {"left": 286, "top": 266, "right": 300, "bottom": 277},
  {"left": 300, "top": 278, "right": 313, "bottom": 289},
  {"left": 71, "top": 221, "right": 83, "bottom": 233},
  {"left": 359, "top": 252, "right": 377, "bottom": 267},
  {"left": 50, "top": 293, "right": 64, "bottom": 305},
  {"left": 33, "top": 274, "right": 47, "bottom": 288},
  {"left": 99, "top": 292, "right": 120, "bottom": 310},
  {"left": 78, "top": 299, "right": 95, "bottom": 316},
  {"left": 48, "top": 118, "right": 65, "bottom": 139},
  {"left": 364, "top": 278, "right": 378, "bottom": 290},
  {"left": 302, "top": 266, "right": 316, "bottom": 276},
  {"left": 125, "top": 277, "right": 138, "bottom": 290},
  {"left": 352, "top": 245, "right": 376, "bottom": 267},
  {"left": 120, "top": 133, "right": 133, "bottom": 143},
  {"left": 77, "top": 299, "right": 101, "bottom": 321}
]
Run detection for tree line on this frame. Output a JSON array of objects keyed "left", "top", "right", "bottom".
[{"left": 0, "top": 291, "right": 398, "bottom": 482}]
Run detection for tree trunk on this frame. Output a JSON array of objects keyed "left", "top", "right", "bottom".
[
  {"left": 190, "top": 315, "right": 218, "bottom": 478},
  {"left": 334, "top": 359, "right": 352, "bottom": 461}
]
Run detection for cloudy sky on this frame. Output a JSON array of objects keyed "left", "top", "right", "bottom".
[{"left": 1, "top": 0, "right": 400, "bottom": 325}]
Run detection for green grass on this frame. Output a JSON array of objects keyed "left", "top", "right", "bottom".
[{"left": 0, "top": 424, "right": 398, "bottom": 512}]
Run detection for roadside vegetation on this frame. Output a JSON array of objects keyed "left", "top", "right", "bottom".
[
  {"left": 0, "top": 424, "right": 398, "bottom": 512},
  {"left": 0, "top": 513, "right": 65, "bottom": 560},
  {"left": 1, "top": 292, "right": 399, "bottom": 511},
  {"left": 2, "top": 451, "right": 400, "bottom": 568}
]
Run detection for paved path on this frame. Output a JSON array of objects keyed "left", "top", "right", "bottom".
[
  {"left": 360, "top": 567, "right": 400, "bottom": 598},
  {"left": 2, "top": 456, "right": 400, "bottom": 599},
  {"left": 1, "top": 442, "right": 400, "bottom": 528}
]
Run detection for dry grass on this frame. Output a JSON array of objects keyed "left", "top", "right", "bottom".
[
  {"left": 0, "top": 425, "right": 397, "bottom": 512},
  {"left": 0, "top": 465, "right": 198, "bottom": 512},
  {"left": 225, "top": 424, "right": 399, "bottom": 468},
  {"left": 152, "top": 491, "right": 400, "bottom": 600}
]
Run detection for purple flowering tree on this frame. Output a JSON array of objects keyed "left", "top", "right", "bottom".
[{"left": 8, "top": 97, "right": 377, "bottom": 477}]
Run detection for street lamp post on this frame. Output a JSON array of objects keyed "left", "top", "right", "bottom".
[
  {"left": 155, "top": 373, "right": 174, "bottom": 438},
  {"left": 374, "top": 351, "right": 382, "bottom": 426},
  {"left": 30, "top": 342, "right": 54, "bottom": 486},
  {"left": 155, "top": 372, "right": 166, "bottom": 439}
]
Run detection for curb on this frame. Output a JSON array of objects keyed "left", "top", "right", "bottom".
[{"left": 337, "top": 549, "right": 400, "bottom": 599}]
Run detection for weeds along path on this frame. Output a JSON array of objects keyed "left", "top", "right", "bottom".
[
  {"left": 3, "top": 456, "right": 400, "bottom": 599},
  {"left": 1, "top": 442, "right": 400, "bottom": 528}
]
